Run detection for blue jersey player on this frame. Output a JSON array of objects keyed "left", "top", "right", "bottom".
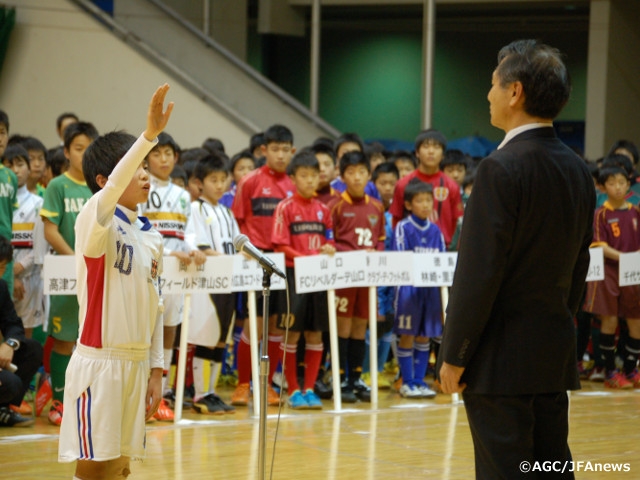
[{"left": 392, "top": 180, "right": 445, "bottom": 398}]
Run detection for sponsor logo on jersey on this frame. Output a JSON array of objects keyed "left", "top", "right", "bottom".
[
  {"left": 368, "top": 215, "right": 379, "bottom": 227},
  {"left": 317, "top": 211, "right": 324, "bottom": 221},
  {"left": 291, "top": 222, "right": 325, "bottom": 234}
]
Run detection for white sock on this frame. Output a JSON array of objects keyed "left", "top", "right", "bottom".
[
  {"left": 163, "top": 348, "right": 172, "bottom": 393},
  {"left": 193, "top": 356, "right": 206, "bottom": 401},
  {"left": 209, "top": 361, "right": 222, "bottom": 395}
]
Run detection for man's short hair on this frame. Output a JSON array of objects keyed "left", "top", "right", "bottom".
[
  {"left": 404, "top": 178, "right": 433, "bottom": 203},
  {"left": 414, "top": 129, "right": 447, "bottom": 152},
  {"left": 339, "top": 150, "right": 370, "bottom": 177},
  {"left": 264, "top": 125, "right": 293, "bottom": 145},
  {"left": 64, "top": 122, "right": 99, "bottom": 150},
  {"left": 193, "top": 152, "right": 230, "bottom": 181},
  {"left": 286, "top": 149, "right": 319, "bottom": 176},
  {"left": 496, "top": 39, "right": 571, "bottom": 119},
  {"left": 372, "top": 161, "right": 399, "bottom": 182}
]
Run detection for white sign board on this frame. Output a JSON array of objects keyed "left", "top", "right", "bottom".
[
  {"left": 231, "top": 253, "right": 286, "bottom": 291},
  {"left": 619, "top": 251, "right": 640, "bottom": 287},
  {"left": 413, "top": 252, "right": 458, "bottom": 287},
  {"left": 365, "top": 251, "right": 413, "bottom": 286},
  {"left": 159, "top": 256, "right": 234, "bottom": 294},
  {"left": 586, "top": 247, "right": 604, "bottom": 282},
  {"left": 43, "top": 255, "right": 77, "bottom": 295},
  {"left": 44, "top": 254, "right": 236, "bottom": 295},
  {"left": 294, "top": 251, "right": 367, "bottom": 293}
]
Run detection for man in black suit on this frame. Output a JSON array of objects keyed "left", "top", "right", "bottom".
[
  {"left": 438, "top": 40, "right": 595, "bottom": 479},
  {"left": 0, "top": 236, "right": 43, "bottom": 427}
]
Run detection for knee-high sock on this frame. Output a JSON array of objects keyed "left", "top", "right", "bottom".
[
  {"left": 304, "top": 343, "right": 324, "bottom": 392},
  {"left": 623, "top": 336, "right": 640, "bottom": 375},
  {"left": 162, "top": 348, "right": 173, "bottom": 393},
  {"left": 281, "top": 343, "right": 300, "bottom": 393},
  {"left": 338, "top": 336, "right": 349, "bottom": 382},
  {"left": 348, "top": 338, "right": 366, "bottom": 385},
  {"left": 378, "top": 331, "right": 393, "bottom": 373},
  {"left": 397, "top": 347, "right": 413, "bottom": 386},
  {"left": 237, "top": 333, "right": 252, "bottom": 385},
  {"left": 600, "top": 333, "right": 616, "bottom": 373},
  {"left": 268, "top": 335, "right": 283, "bottom": 382},
  {"left": 413, "top": 342, "right": 430, "bottom": 384},
  {"left": 50, "top": 351, "right": 71, "bottom": 403},
  {"left": 209, "top": 361, "right": 222, "bottom": 394},
  {"left": 192, "top": 356, "right": 207, "bottom": 400}
]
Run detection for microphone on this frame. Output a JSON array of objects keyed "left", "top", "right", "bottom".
[{"left": 233, "top": 234, "right": 286, "bottom": 279}]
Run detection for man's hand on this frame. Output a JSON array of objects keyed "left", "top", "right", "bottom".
[
  {"left": 13, "top": 278, "right": 25, "bottom": 302},
  {"left": 319, "top": 244, "right": 336, "bottom": 256},
  {"left": 190, "top": 249, "right": 207, "bottom": 266},
  {"left": 439, "top": 361, "right": 467, "bottom": 394},
  {"left": 143, "top": 84, "right": 174, "bottom": 142},
  {"left": 0, "top": 343, "right": 15, "bottom": 370},
  {"left": 171, "top": 251, "right": 192, "bottom": 266}
]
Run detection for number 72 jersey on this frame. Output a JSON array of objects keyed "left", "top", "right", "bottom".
[{"left": 329, "top": 191, "right": 386, "bottom": 251}]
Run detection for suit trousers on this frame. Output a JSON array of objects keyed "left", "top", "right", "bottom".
[
  {"left": 463, "top": 391, "right": 574, "bottom": 480},
  {"left": 0, "top": 338, "right": 43, "bottom": 407}
]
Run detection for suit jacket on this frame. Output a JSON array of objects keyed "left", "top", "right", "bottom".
[
  {"left": 0, "top": 279, "right": 27, "bottom": 343},
  {"left": 438, "top": 127, "right": 595, "bottom": 395}
]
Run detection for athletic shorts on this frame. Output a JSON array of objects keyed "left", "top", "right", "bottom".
[
  {"left": 278, "top": 267, "right": 329, "bottom": 333},
  {"left": 393, "top": 286, "right": 443, "bottom": 338},
  {"left": 335, "top": 286, "right": 369, "bottom": 320},
  {"left": 58, "top": 344, "right": 150, "bottom": 463},
  {"left": 162, "top": 293, "right": 184, "bottom": 327},
  {"left": 188, "top": 292, "right": 235, "bottom": 347},
  {"left": 584, "top": 263, "right": 640, "bottom": 318},
  {"left": 14, "top": 270, "right": 44, "bottom": 329},
  {"left": 48, "top": 295, "right": 79, "bottom": 342}
]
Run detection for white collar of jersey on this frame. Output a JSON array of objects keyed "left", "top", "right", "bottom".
[
  {"left": 150, "top": 173, "right": 170, "bottom": 186},
  {"left": 17, "top": 184, "right": 29, "bottom": 198},
  {"left": 115, "top": 206, "right": 154, "bottom": 231}
]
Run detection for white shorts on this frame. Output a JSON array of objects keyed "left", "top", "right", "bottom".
[
  {"left": 14, "top": 271, "right": 44, "bottom": 329},
  {"left": 58, "top": 345, "right": 150, "bottom": 463},
  {"left": 187, "top": 293, "right": 221, "bottom": 348},
  {"left": 162, "top": 293, "right": 184, "bottom": 327}
]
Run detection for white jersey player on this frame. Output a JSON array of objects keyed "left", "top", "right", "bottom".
[{"left": 12, "top": 184, "right": 45, "bottom": 330}]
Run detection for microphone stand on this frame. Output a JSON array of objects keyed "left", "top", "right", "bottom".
[{"left": 258, "top": 267, "right": 272, "bottom": 480}]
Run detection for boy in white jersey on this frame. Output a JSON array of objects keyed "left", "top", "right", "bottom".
[
  {"left": 58, "top": 84, "right": 174, "bottom": 479},
  {"left": 2, "top": 145, "right": 45, "bottom": 338},
  {"left": 138, "top": 132, "right": 205, "bottom": 420},
  {"left": 185, "top": 153, "right": 240, "bottom": 414}
]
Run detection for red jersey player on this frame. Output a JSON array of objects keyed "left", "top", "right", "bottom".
[{"left": 329, "top": 150, "right": 385, "bottom": 403}]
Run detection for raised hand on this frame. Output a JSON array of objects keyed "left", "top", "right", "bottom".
[{"left": 144, "top": 83, "right": 174, "bottom": 142}]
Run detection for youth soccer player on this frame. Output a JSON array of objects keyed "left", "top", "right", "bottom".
[
  {"left": 40, "top": 121, "right": 98, "bottom": 426},
  {"left": 272, "top": 150, "right": 336, "bottom": 409},
  {"left": 139, "top": 132, "right": 206, "bottom": 420},
  {"left": 330, "top": 150, "right": 386, "bottom": 403},
  {"left": 230, "top": 124, "right": 296, "bottom": 407},
  {"left": 392, "top": 180, "right": 445, "bottom": 398},
  {"left": 185, "top": 153, "right": 240, "bottom": 415},
  {"left": 58, "top": 83, "right": 173, "bottom": 479}
]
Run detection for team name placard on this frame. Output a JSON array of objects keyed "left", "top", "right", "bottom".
[{"left": 231, "top": 253, "right": 286, "bottom": 291}]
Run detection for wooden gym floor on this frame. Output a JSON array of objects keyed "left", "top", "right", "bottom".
[{"left": 2, "top": 379, "right": 639, "bottom": 479}]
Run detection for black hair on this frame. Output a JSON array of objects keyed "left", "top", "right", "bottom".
[
  {"left": 178, "top": 147, "right": 209, "bottom": 166},
  {"left": 365, "top": 141, "right": 388, "bottom": 160},
  {"left": 193, "top": 152, "right": 229, "bottom": 181},
  {"left": 182, "top": 159, "right": 198, "bottom": 180},
  {"left": 170, "top": 164, "right": 188, "bottom": 186},
  {"left": 404, "top": 178, "right": 433, "bottom": 204},
  {"left": 249, "top": 132, "right": 266, "bottom": 153},
  {"left": 155, "top": 132, "right": 180, "bottom": 155},
  {"left": 440, "top": 149, "right": 469, "bottom": 169},
  {"left": 0, "top": 110, "right": 8, "bottom": 132},
  {"left": 264, "top": 124, "right": 293, "bottom": 145},
  {"left": 496, "top": 39, "right": 571, "bottom": 119},
  {"left": 372, "top": 161, "right": 399, "bottom": 183},
  {"left": 0, "top": 235, "right": 12, "bottom": 263},
  {"left": 56, "top": 112, "right": 79, "bottom": 132},
  {"left": 47, "top": 146, "right": 68, "bottom": 177},
  {"left": 414, "top": 129, "right": 447, "bottom": 152},
  {"left": 3, "top": 144, "right": 30, "bottom": 168},
  {"left": 334, "top": 132, "right": 364, "bottom": 157},
  {"left": 82, "top": 131, "right": 136, "bottom": 194},
  {"left": 608, "top": 139, "right": 639, "bottom": 166},
  {"left": 309, "top": 142, "right": 336, "bottom": 162},
  {"left": 63, "top": 121, "right": 99, "bottom": 150},
  {"left": 230, "top": 149, "right": 255, "bottom": 173},
  {"left": 601, "top": 153, "right": 635, "bottom": 181},
  {"left": 339, "top": 150, "right": 370, "bottom": 177},
  {"left": 598, "top": 165, "right": 629, "bottom": 186},
  {"left": 286, "top": 150, "right": 319, "bottom": 176},
  {"left": 202, "top": 137, "right": 226, "bottom": 155},
  {"left": 390, "top": 150, "right": 418, "bottom": 168},
  {"left": 312, "top": 137, "right": 335, "bottom": 151},
  {"left": 18, "top": 136, "right": 47, "bottom": 157}
]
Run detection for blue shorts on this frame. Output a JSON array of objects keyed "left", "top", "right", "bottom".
[{"left": 393, "top": 286, "right": 443, "bottom": 338}]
